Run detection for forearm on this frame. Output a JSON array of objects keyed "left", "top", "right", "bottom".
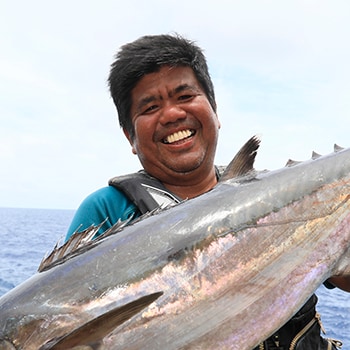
[{"left": 328, "top": 275, "right": 350, "bottom": 292}]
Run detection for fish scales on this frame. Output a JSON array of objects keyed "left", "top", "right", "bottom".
[
  {"left": 0, "top": 143, "right": 349, "bottom": 349},
  {"left": 103, "top": 172, "right": 350, "bottom": 349}
]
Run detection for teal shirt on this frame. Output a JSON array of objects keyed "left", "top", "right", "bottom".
[{"left": 65, "top": 186, "right": 140, "bottom": 241}]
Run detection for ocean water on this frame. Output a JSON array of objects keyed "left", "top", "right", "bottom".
[{"left": 0, "top": 207, "right": 349, "bottom": 348}]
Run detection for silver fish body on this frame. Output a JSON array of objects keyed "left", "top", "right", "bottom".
[{"left": 0, "top": 144, "right": 349, "bottom": 349}]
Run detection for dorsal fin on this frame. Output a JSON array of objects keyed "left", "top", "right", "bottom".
[
  {"left": 220, "top": 135, "right": 261, "bottom": 182},
  {"left": 40, "top": 292, "right": 163, "bottom": 350},
  {"left": 38, "top": 225, "right": 100, "bottom": 272},
  {"left": 38, "top": 206, "right": 172, "bottom": 273},
  {"left": 38, "top": 218, "right": 132, "bottom": 272}
]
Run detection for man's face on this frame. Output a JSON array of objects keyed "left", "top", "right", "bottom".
[{"left": 126, "top": 65, "right": 220, "bottom": 185}]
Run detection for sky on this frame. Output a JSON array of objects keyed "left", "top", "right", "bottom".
[{"left": 1, "top": 0, "right": 350, "bottom": 210}]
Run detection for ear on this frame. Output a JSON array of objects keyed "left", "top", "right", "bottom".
[
  {"left": 216, "top": 113, "right": 221, "bottom": 130},
  {"left": 123, "top": 128, "right": 137, "bottom": 155}
]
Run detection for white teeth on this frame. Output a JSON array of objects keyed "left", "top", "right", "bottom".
[{"left": 165, "top": 130, "right": 192, "bottom": 144}]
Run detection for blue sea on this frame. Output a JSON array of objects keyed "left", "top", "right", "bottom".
[{"left": 0, "top": 207, "right": 349, "bottom": 348}]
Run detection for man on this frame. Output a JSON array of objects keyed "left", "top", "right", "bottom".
[{"left": 66, "top": 34, "right": 348, "bottom": 349}]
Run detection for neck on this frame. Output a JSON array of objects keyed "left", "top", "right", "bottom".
[{"left": 162, "top": 167, "right": 218, "bottom": 200}]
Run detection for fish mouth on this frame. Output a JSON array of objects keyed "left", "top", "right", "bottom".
[{"left": 162, "top": 129, "right": 196, "bottom": 144}]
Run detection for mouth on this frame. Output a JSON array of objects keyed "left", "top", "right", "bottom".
[{"left": 162, "top": 129, "right": 196, "bottom": 144}]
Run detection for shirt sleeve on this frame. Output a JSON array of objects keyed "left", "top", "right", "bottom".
[{"left": 65, "top": 186, "right": 139, "bottom": 242}]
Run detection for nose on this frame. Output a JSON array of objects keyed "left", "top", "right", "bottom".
[{"left": 159, "top": 103, "right": 187, "bottom": 125}]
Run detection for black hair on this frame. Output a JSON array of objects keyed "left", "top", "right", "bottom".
[{"left": 108, "top": 34, "right": 216, "bottom": 139}]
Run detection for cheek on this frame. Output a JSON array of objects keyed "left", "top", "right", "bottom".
[
  {"left": 133, "top": 118, "right": 156, "bottom": 150},
  {"left": 134, "top": 126, "right": 147, "bottom": 143},
  {"left": 199, "top": 101, "right": 219, "bottom": 129}
]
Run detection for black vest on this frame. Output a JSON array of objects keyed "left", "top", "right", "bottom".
[
  {"left": 109, "top": 170, "right": 182, "bottom": 214},
  {"left": 108, "top": 166, "right": 225, "bottom": 214}
]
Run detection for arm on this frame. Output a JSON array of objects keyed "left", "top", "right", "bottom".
[
  {"left": 327, "top": 275, "right": 350, "bottom": 292},
  {"left": 65, "top": 186, "right": 139, "bottom": 241}
]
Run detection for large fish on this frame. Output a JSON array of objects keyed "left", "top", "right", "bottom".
[{"left": 0, "top": 136, "right": 349, "bottom": 350}]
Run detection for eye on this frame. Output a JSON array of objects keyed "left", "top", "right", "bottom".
[
  {"left": 178, "top": 94, "right": 194, "bottom": 101},
  {"left": 143, "top": 104, "right": 159, "bottom": 114}
]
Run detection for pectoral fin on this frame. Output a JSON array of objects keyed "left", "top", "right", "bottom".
[{"left": 40, "top": 291, "right": 163, "bottom": 350}]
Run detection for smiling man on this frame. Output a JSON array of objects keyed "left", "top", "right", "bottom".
[
  {"left": 65, "top": 34, "right": 346, "bottom": 349},
  {"left": 65, "top": 34, "right": 221, "bottom": 239},
  {"left": 125, "top": 65, "right": 220, "bottom": 199}
]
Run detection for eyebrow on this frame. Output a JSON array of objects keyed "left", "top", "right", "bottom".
[
  {"left": 171, "top": 83, "right": 197, "bottom": 96},
  {"left": 136, "top": 96, "right": 157, "bottom": 112},
  {"left": 135, "top": 83, "right": 200, "bottom": 113}
]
